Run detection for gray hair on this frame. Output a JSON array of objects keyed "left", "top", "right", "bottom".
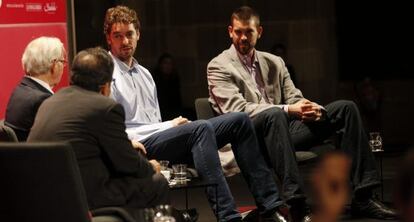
[{"left": 21, "top": 36, "right": 64, "bottom": 76}]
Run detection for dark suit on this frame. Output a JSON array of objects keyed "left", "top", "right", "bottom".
[
  {"left": 5, "top": 77, "right": 52, "bottom": 141},
  {"left": 28, "top": 86, "right": 169, "bottom": 212}
]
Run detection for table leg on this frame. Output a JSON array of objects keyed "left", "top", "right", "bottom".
[
  {"left": 215, "top": 185, "right": 218, "bottom": 221},
  {"left": 185, "top": 188, "right": 189, "bottom": 210},
  {"left": 380, "top": 156, "right": 384, "bottom": 200}
]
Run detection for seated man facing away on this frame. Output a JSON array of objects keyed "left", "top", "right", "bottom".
[
  {"left": 105, "top": 5, "right": 287, "bottom": 222},
  {"left": 28, "top": 48, "right": 169, "bottom": 220},
  {"left": 5, "top": 36, "right": 66, "bottom": 141}
]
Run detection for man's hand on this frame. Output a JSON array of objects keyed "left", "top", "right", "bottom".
[
  {"left": 172, "top": 116, "right": 189, "bottom": 126},
  {"left": 288, "top": 99, "right": 313, "bottom": 119},
  {"left": 302, "top": 102, "right": 323, "bottom": 122},
  {"left": 131, "top": 140, "right": 147, "bottom": 155},
  {"left": 149, "top": 159, "right": 161, "bottom": 173}
]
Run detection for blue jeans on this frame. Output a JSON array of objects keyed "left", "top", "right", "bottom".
[{"left": 142, "top": 112, "right": 283, "bottom": 221}]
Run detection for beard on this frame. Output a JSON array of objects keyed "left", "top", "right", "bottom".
[
  {"left": 236, "top": 42, "right": 253, "bottom": 55},
  {"left": 117, "top": 46, "right": 135, "bottom": 61}
]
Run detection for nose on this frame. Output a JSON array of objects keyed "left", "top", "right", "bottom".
[
  {"left": 240, "top": 33, "right": 248, "bottom": 40},
  {"left": 121, "top": 35, "right": 129, "bottom": 44}
]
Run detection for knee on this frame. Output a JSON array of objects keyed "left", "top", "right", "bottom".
[
  {"left": 190, "top": 120, "right": 215, "bottom": 134},
  {"left": 260, "top": 107, "right": 288, "bottom": 121},
  {"left": 334, "top": 100, "right": 359, "bottom": 113},
  {"left": 225, "top": 112, "right": 251, "bottom": 125}
]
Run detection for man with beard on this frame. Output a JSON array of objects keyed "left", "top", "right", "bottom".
[
  {"left": 207, "top": 5, "right": 397, "bottom": 221},
  {"left": 104, "top": 5, "right": 290, "bottom": 222}
]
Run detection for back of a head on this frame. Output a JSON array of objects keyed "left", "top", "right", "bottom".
[
  {"left": 21, "top": 36, "right": 64, "bottom": 76},
  {"left": 70, "top": 47, "right": 114, "bottom": 92},
  {"left": 230, "top": 6, "right": 260, "bottom": 26}
]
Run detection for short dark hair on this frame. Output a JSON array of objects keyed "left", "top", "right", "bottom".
[
  {"left": 104, "top": 5, "right": 140, "bottom": 35},
  {"left": 70, "top": 47, "right": 114, "bottom": 92},
  {"left": 230, "top": 6, "right": 260, "bottom": 26}
]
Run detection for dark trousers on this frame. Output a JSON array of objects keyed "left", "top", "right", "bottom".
[
  {"left": 252, "top": 100, "right": 380, "bottom": 201},
  {"left": 142, "top": 112, "right": 282, "bottom": 221}
]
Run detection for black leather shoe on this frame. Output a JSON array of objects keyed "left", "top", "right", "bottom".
[
  {"left": 241, "top": 209, "right": 260, "bottom": 222},
  {"left": 179, "top": 208, "right": 198, "bottom": 222},
  {"left": 351, "top": 198, "right": 397, "bottom": 220},
  {"left": 301, "top": 215, "right": 311, "bottom": 222},
  {"left": 288, "top": 198, "right": 311, "bottom": 222},
  {"left": 262, "top": 206, "right": 291, "bottom": 222}
]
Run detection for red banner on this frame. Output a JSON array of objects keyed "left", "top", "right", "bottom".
[
  {"left": 0, "top": 0, "right": 68, "bottom": 119},
  {"left": 0, "top": 0, "right": 66, "bottom": 24}
]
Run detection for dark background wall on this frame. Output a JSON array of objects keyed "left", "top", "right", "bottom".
[{"left": 73, "top": 0, "right": 413, "bottom": 147}]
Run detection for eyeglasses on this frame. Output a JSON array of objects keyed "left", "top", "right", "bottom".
[{"left": 53, "top": 59, "right": 67, "bottom": 67}]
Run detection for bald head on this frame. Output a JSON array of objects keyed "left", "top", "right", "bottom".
[{"left": 70, "top": 47, "right": 114, "bottom": 92}]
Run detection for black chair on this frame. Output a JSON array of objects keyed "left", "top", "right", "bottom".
[
  {"left": 194, "top": 98, "right": 333, "bottom": 164},
  {"left": 0, "top": 120, "right": 18, "bottom": 142},
  {"left": 0, "top": 142, "right": 136, "bottom": 222}
]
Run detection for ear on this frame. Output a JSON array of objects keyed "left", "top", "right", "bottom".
[
  {"left": 136, "top": 29, "right": 140, "bottom": 41},
  {"left": 99, "top": 82, "right": 111, "bottom": 97},
  {"left": 106, "top": 34, "right": 112, "bottom": 47},
  {"left": 228, "top": 25, "right": 233, "bottom": 38},
  {"left": 257, "top": 26, "right": 263, "bottom": 39}
]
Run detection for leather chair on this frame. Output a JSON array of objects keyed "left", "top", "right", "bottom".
[
  {"left": 0, "top": 142, "right": 137, "bottom": 222},
  {"left": 194, "top": 98, "right": 333, "bottom": 165},
  {"left": 0, "top": 120, "right": 18, "bottom": 142}
]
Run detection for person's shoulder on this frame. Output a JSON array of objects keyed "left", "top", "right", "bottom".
[
  {"left": 9, "top": 79, "right": 51, "bottom": 103},
  {"left": 257, "top": 50, "right": 285, "bottom": 66},
  {"left": 138, "top": 63, "right": 152, "bottom": 75},
  {"left": 257, "top": 50, "right": 279, "bottom": 60},
  {"left": 208, "top": 47, "right": 233, "bottom": 68}
]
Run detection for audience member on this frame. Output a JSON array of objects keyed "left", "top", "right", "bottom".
[
  {"left": 207, "top": 5, "right": 397, "bottom": 220},
  {"left": 27, "top": 47, "right": 170, "bottom": 220},
  {"left": 152, "top": 53, "right": 183, "bottom": 120},
  {"left": 105, "top": 5, "right": 287, "bottom": 221},
  {"left": 271, "top": 43, "right": 297, "bottom": 86},
  {"left": 5, "top": 36, "right": 66, "bottom": 141},
  {"left": 394, "top": 150, "right": 414, "bottom": 222},
  {"left": 311, "top": 152, "right": 350, "bottom": 222}
]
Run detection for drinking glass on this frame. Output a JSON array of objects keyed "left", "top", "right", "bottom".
[
  {"left": 172, "top": 164, "right": 187, "bottom": 184},
  {"left": 369, "top": 132, "right": 383, "bottom": 152},
  {"left": 159, "top": 160, "right": 171, "bottom": 181}
]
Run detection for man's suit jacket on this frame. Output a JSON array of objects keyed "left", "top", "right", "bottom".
[
  {"left": 207, "top": 44, "right": 304, "bottom": 117},
  {"left": 5, "top": 77, "right": 53, "bottom": 141},
  {"left": 28, "top": 86, "right": 154, "bottom": 209}
]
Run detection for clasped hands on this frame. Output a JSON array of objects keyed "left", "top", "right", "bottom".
[{"left": 288, "top": 99, "right": 325, "bottom": 122}]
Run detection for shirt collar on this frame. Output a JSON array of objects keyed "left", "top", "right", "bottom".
[
  {"left": 109, "top": 51, "right": 139, "bottom": 74},
  {"left": 234, "top": 44, "right": 258, "bottom": 68},
  {"left": 26, "top": 76, "right": 54, "bottom": 94}
]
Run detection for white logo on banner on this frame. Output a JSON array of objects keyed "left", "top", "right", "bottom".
[{"left": 44, "top": 2, "right": 57, "bottom": 12}]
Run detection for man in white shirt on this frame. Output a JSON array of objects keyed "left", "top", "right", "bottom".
[
  {"left": 105, "top": 6, "right": 289, "bottom": 222},
  {"left": 5, "top": 36, "right": 66, "bottom": 141}
]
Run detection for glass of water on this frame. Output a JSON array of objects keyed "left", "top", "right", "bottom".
[
  {"left": 369, "top": 132, "right": 383, "bottom": 152},
  {"left": 172, "top": 164, "right": 187, "bottom": 184},
  {"left": 159, "top": 160, "right": 171, "bottom": 181}
]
